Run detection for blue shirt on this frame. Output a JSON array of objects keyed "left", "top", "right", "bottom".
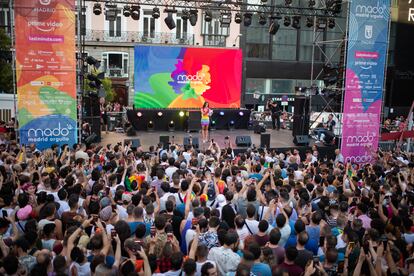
[
  {"left": 128, "top": 221, "right": 151, "bottom": 237},
  {"left": 251, "top": 263, "right": 272, "bottom": 276},
  {"left": 305, "top": 225, "right": 320, "bottom": 255}
]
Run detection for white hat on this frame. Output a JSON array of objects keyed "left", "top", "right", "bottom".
[{"left": 217, "top": 194, "right": 226, "bottom": 207}]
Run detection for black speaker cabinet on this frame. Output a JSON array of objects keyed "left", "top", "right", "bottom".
[
  {"left": 124, "top": 138, "right": 141, "bottom": 148},
  {"left": 235, "top": 136, "right": 252, "bottom": 147},
  {"left": 184, "top": 136, "right": 199, "bottom": 149},
  {"left": 293, "top": 135, "right": 309, "bottom": 146},
  {"left": 188, "top": 111, "right": 201, "bottom": 132},
  {"left": 260, "top": 134, "right": 271, "bottom": 149}
]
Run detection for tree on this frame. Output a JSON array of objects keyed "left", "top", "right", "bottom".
[
  {"left": 83, "top": 75, "right": 115, "bottom": 103},
  {"left": 0, "top": 29, "right": 13, "bottom": 94}
]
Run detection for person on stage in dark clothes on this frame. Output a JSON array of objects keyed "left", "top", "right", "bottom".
[
  {"left": 314, "top": 113, "right": 336, "bottom": 141},
  {"left": 267, "top": 99, "right": 281, "bottom": 130}
]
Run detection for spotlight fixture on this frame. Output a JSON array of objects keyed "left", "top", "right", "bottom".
[
  {"left": 204, "top": 10, "right": 213, "bottom": 22},
  {"left": 123, "top": 5, "right": 131, "bottom": 17},
  {"left": 283, "top": 16, "right": 291, "bottom": 27},
  {"left": 308, "top": 0, "right": 316, "bottom": 8},
  {"left": 179, "top": 111, "right": 185, "bottom": 117},
  {"left": 105, "top": 4, "right": 118, "bottom": 21},
  {"left": 189, "top": 10, "right": 198, "bottom": 26},
  {"left": 317, "top": 17, "right": 327, "bottom": 29},
  {"left": 157, "top": 111, "right": 163, "bottom": 117},
  {"left": 219, "top": 111, "right": 224, "bottom": 116},
  {"left": 147, "top": 121, "right": 154, "bottom": 131},
  {"left": 328, "top": 18, "right": 336, "bottom": 29},
  {"left": 131, "top": 5, "right": 140, "bottom": 20},
  {"left": 164, "top": 12, "right": 176, "bottom": 30},
  {"left": 306, "top": 17, "right": 313, "bottom": 28},
  {"left": 269, "top": 20, "right": 280, "bottom": 35},
  {"left": 243, "top": 13, "right": 252, "bottom": 27},
  {"left": 269, "top": 13, "right": 282, "bottom": 20},
  {"left": 93, "top": 3, "right": 102, "bottom": 15},
  {"left": 229, "top": 120, "right": 235, "bottom": 130},
  {"left": 235, "top": 13, "right": 242, "bottom": 24},
  {"left": 168, "top": 121, "right": 175, "bottom": 132},
  {"left": 152, "top": 7, "right": 160, "bottom": 19},
  {"left": 86, "top": 56, "right": 100, "bottom": 68},
  {"left": 258, "top": 13, "right": 267, "bottom": 25},
  {"left": 181, "top": 10, "right": 189, "bottom": 21},
  {"left": 137, "top": 112, "right": 143, "bottom": 117},
  {"left": 220, "top": 11, "right": 232, "bottom": 28},
  {"left": 239, "top": 111, "right": 244, "bottom": 116},
  {"left": 285, "top": 0, "right": 293, "bottom": 6},
  {"left": 292, "top": 16, "right": 301, "bottom": 29},
  {"left": 210, "top": 120, "right": 216, "bottom": 130}
]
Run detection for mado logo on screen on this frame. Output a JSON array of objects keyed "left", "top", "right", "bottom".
[
  {"left": 21, "top": 115, "right": 76, "bottom": 148},
  {"left": 355, "top": 2, "right": 388, "bottom": 19},
  {"left": 176, "top": 72, "right": 207, "bottom": 84}
]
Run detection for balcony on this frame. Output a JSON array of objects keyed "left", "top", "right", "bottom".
[{"left": 84, "top": 29, "right": 194, "bottom": 45}]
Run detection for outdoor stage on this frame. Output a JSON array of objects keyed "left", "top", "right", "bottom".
[{"left": 100, "top": 128, "right": 338, "bottom": 160}]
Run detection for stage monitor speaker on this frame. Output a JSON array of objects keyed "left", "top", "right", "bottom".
[
  {"left": 84, "top": 133, "right": 97, "bottom": 145},
  {"left": 184, "top": 136, "right": 199, "bottom": 149},
  {"left": 83, "top": 116, "right": 101, "bottom": 143},
  {"left": 293, "top": 135, "right": 309, "bottom": 146},
  {"left": 188, "top": 111, "right": 201, "bottom": 132},
  {"left": 126, "top": 126, "right": 136, "bottom": 136},
  {"left": 292, "top": 96, "right": 310, "bottom": 137},
  {"left": 83, "top": 95, "right": 100, "bottom": 117},
  {"left": 235, "top": 136, "right": 252, "bottom": 147},
  {"left": 124, "top": 138, "right": 141, "bottom": 148},
  {"left": 260, "top": 134, "right": 271, "bottom": 149},
  {"left": 159, "top": 136, "right": 170, "bottom": 149},
  {"left": 254, "top": 124, "right": 266, "bottom": 134}
]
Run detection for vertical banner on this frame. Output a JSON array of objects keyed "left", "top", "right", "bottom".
[
  {"left": 341, "top": 0, "right": 390, "bottom": 163},
  {"left": 15, "top": 0, "right": 77, "bottom": 150}
]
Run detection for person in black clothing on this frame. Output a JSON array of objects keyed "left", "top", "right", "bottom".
[{"left": 267, "top": 99, "right": 281, "bottom": 130}]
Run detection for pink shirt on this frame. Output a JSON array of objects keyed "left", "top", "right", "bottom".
[{"left": 358, "top": 214, "right": 372, "bottom": 229}]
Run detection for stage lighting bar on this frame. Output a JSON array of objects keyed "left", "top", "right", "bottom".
[
  {"left": 93, "top": 3, "right": 102, "bottom": 15},
  {"left": 86, "top": 0, "right": 340, "bottom": 18},
  {"left": 105, "top": 4, "right": 118, "bottom": 21},
  {"left": 152, "top": 7, "right": 160, "bottom": 18}
]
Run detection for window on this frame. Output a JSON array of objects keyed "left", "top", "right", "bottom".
[
  {"left": 75, "top": 13, "right": 86, "bottom": 36},
  {"left": 176, "top": 16, "right": 188, "bottom": 39},
  {"left": 102, "top": 52, "right": 129, "bottom": 78},
  {"left": 246, "top": 79, "right": 266, "bottom": 94},
  {"left": 109, "top": 15, "right": 122, "bottom": 37},
  {"left": 143, "top": 11, "right": 156, "bottom": 38},
  {"left": 272, "top": 25, "right": 298, "bottom": 61},
  {"left": 201, "top": 12, "right": 229, "bottom": 46},
  {"left": 0, "top": 8, "right": 9, "bottom": 33}
]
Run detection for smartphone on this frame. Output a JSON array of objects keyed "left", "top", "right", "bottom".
[
  {"left": 167, "top": 232, "right": 173, "bottom": 242},
  {"left": 191, "top": 218, "right": 198, "bottom": 229},
  {"left": 2, "top": 210, "right": 7, "bottom": 218},
  {"left": 150, "top": 226, "right": 156, "bottom": 238},
  {"left": 111, "top": 204, "right": 116, "bottom": 212},
  {"left": 313, "top": 256, "right": 320, "bottom": 265},
  {"left": 91, "top": 214, "right": 98, "bottom": 223},
  {"left": 105, "top": 187, "right": 110, "bottom": 196},
  {"left": 111, "top": 229, "right": 117, "bottom": 238},
  {"left": 348, "top": 242, "right": 354, "bottom": 249},
  {"left": 363, "top": 241, "right": 370, "bottom": 254},
  {"left": 134, "top": 240, "right": 141, "bottom": 252}
]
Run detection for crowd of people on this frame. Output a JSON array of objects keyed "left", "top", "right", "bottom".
[{"left": 0, "top": 132, "right": 414, "bottom": 276}]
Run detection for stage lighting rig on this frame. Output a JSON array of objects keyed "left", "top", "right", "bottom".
[
  {"left": 93, "top": 3, "right": 102, "bottom": 15},
  {"left": 189, "top": 10, "right": 198, "bottom": 26},
  {"left": 243, "top": 13, "right": 252, "bottom": 27},
  {"left": 308, "top": 0, "right": 316, "bottom": 8},
  {"left": 164, "top": 8, "right": 177, "bottom": 30},
  {"left": 328, "top": 18, "right": 335, "bottom": 28},
  {"left": 131, "top": 5, "right": 140, "bottom": 20},
  {"left": 269, "top": 13, "right": 282, "bottom": 20},
  {"left": 181, "top": 10, "right": 190, "bottom": 21},
  {"left": 235, "top": 13, "right": 242, "bottom": 24},
  {"left": 292, "top": 16, "right": 301, "bottom": 29},
  {"left": 105, "top": 4, "right": 118, "bottom": 21},
  {"left": 86, "top": 56, "right": 101, "bottom": 69},
  {"left": 220, "top": 11, "right": 232, "bottom": 28},
  {"left": 317, "top": 17, "right": 327, "bottom": 29},
  {"left": 269, "top": 20, "right": 280, "bottom": 35},
  {"left": 283, "top": 16, "right": 291, "bottom": 27},
  {"left": 285, "top": 0, "right": 292, "bottom": 6},
  {"left": 306, "top": 17, "right": 313, "bottom": 28},
  {"left": 123, "top": 5, "right": 131, "bottom": 17},
  {"left": 204, "top": 10, "right": 213, "bottom": 22},
  {"left": 152, "top": 7, "right": 160, "bottom": 18},
  {"left": 258, "top": 13, "right": 267, "bottom": 25}
]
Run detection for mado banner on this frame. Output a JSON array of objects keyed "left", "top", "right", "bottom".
[
  {"left": 134, "top": 45, "right": 242, "bottom": 108},
  {"left": 15, "top": 0, "right": 77, "bottom": 150},
  {"left": 341, "top": 0, "right": 390, "bottom": 163}
]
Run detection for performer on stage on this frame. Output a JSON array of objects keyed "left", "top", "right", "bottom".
[
  {"left": 201, "top": 102, "right": 212, "bottom": 143},
  {"left": 267, "top": 99, "right": 281, "bottom": 130}
]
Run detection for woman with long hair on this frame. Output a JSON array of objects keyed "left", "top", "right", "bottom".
[{"left": 200, "top": 102, "right": 212, "bottom": 143}]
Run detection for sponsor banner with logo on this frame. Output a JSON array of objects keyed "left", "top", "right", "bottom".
[
  {"left": 15, "top": 0, "right": 77, "bottom": 149},
  {"left": 341, "top": 0, "right": 390, "bottom": 163},
  {"left": 134, "top": 45, "right": 242, "bottom": 108}
]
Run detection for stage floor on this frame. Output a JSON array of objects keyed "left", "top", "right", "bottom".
[{"left": 100, "top": 128, "right": 317, "bottom": 151}]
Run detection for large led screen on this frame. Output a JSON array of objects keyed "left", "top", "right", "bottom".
[{"left": 134, "top": 45, "right": 242, "bottom": 108}]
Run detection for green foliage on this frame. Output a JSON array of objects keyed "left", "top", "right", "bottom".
[
  {"left": 83, "top": 75, "right": 115, "bottom": 103},
  {"left": 0, "top": 29, "right": 13, "bottom": 93}
]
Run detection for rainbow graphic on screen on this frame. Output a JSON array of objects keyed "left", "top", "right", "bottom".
[{"left": 134, "top": 46, "right": 242, "bottom": 108}]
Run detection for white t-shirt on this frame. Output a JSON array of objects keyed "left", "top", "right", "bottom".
[
  {"left": 278, "top": 224, "right": 291, "bottom": 247},
  {"left": 57, "top": 200, "right": 70, "bottom": 217},
  {"left": 196, "top": 260, "right": 216, "bottom": 276},
  {"left": 245, "top": 219, "right": 259, "bottom": 235},
  {"left": 165, "top": 166, "right": 178, "bottom": 180}
]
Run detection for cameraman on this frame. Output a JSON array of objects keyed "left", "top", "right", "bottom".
[{"left": 267, "top": 99, "right": 281, "bottom": 130}]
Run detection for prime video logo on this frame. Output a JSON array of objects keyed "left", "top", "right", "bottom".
[
  {"left": 355, "top": 3, "right": 387, "bottom": 16},
  {"left": 28, "top": 123, "right": 71, "bottom": 137},
  {"left": 176, "top": 72, "right": 205, "bottom": 84}
]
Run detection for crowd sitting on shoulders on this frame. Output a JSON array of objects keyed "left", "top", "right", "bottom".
[{"left": 0, "top": 134, "right": 414, "bottom": 276}]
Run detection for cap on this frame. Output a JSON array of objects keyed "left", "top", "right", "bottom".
[
  {"left": 99, "top": 205, "right": 112, "bottom": 221},
  {"left": 122, "top": 192, "right": 132, "bottom": 203}
]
